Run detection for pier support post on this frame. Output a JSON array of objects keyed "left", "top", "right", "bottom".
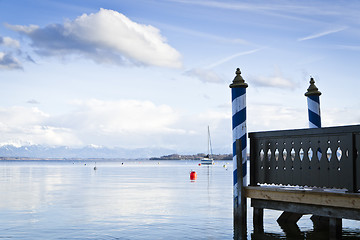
[
  {"left": 253, "top": 207, "right": 263, "bottom": 233},
  {"left": 311, "top": 215, "right": 329, "bottom": 230},
  {"left": 230, "top": 68, "right": 248, "bottom": 239},
  {"left": 329, "top": 218, "right": 342, "bottom": 240}
]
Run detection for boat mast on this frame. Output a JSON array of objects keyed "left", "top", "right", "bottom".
[{"left": 207, "top": 126, "right": 213, "bottom": 157}]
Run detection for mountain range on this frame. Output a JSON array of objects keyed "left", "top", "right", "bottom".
[
  {"left": 0, "top": 144, "right": 176, "bottom": 159},
  {"left": 0, "top": 144, "right": 231, "bottom": 159}
]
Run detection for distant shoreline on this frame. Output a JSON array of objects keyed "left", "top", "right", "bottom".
[
  {"left": 149, "top": 153, "right": 232, "bottom": 161},
  {"left": 0, "top": 154, "right": 233, "bottom": 161},
  {"left": 0, "top": 157, "right": 129, "bottom": 161}
]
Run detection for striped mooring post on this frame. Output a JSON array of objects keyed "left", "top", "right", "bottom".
[
  {"left": 230, "top": 68, "right": 248, "bottom": 232},
  {"left": 305, "top": 77, "right": 321, "bottom": 128}
]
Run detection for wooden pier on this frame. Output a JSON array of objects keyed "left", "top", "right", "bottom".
[{"left": 234, "top": 124, "right": 360, "bottom": 239}]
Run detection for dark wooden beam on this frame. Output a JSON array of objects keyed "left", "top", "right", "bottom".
[{"left": 251, "top": 199, "right": 360, "bottom": 220}]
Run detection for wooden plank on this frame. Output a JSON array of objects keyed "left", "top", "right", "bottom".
[
  {"left": 251, "top": 199, "right": 360, "bottom": 220},
  {"left": 245, "top": 186, "right": 360, "bottom": 209}
]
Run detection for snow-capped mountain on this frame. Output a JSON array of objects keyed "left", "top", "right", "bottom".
[{"left": 0, "top": 144, "right": 175, "bottom": 159}]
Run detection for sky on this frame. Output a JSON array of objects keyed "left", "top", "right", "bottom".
[{"left": 0, "top": 0, "right": 359, "bottom": 154}]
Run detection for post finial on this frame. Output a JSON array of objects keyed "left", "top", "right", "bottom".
[
  {"left": 230, "top": 68, "right": 248, "bottom": 88},
  {"left": 305, "top": 77, "right": 321, "bottom": 96}
]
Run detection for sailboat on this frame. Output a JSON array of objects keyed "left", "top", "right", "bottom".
[{"left": 201, "top": 126, "right": 214, "bottom": 165}]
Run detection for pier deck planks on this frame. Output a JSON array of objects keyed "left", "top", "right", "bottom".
[{"left": 245, "top": 186, "right": 360, "bottom": 210}]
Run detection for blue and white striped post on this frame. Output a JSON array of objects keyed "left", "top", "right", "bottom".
[
  {"left": 305, "top": 77, "right": 322, "bottom": 186},
  {"left": 305, "top": 77, "right": 321, "bottom": 128},
  {"left": 230, "top": 68, "right": 248, "bottom": 230}
]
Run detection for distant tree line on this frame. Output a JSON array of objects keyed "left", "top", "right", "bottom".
[{"left": 149, "top": 153, "right": 232, "bottom": 160}]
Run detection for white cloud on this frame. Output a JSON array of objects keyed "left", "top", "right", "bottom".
[
  {"left": 322, "top": 107, "right": 360, "bottom": 127},
  {"left": 185, "top": 68, "right": 223, "bottom": 83},
  {"left": 0, "top": 99, "right": 234, "bottom": 152},
  {"left": 248, "top": 104, "right": 307, "bottom": 132},
  {"left": 0, "top": 36, "right": 20, "bottom": 48},
  {"left": 5, "top": 99, "right": 358, "bottom": 154},
  {"left": 250, "top": 75, "right": 297, "bottom": 89},
  {"left": 63, "top": 99, "right": 180, "bottom": 134},
  {"left": 0, "top": 106, "right": 81, "bottom": 146},
  {"left": 47, "top": 99, "right": 191, "bottom": 149},
  {"left": 8, "top": 8, "right": 182, "bottom": 68},
  {"left": 0, "top": 52, "right": 22, "bottom": 70},
  {"left": 249, "top": 67, "right": 298, "bottom": 90}
]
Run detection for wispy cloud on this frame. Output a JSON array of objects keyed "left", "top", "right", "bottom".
[
  {"left": 206, "top": 48, "right": 263, "bottom": 69},
  {"left": 157, "top": 22, "right": 250, "bottom": 45},
  {"left": 185, "top": 68, "right": 223, "bottom": 83},
  {"left": 169, "top": 0, "right": 336, "bottom": 20},
  {"left": 297, "top": 26, "right": 348, "bottom": 41},
  {"left": 27, "top": 99, "right": 40, "bottom": 104},
  {"left": 7, "top": 9, "right": 182, "bottom": 68},
  {"left": 169, "top": 0, "right": 358, "bottom": 27},
  {"left": 186, "top": 48, "right": 262, "bottom": 83},
  {"left": 170, "top": 0, "right": 296, "bottom": 12},
  {"left": 250, "top": 75, "right": 297, "bottom": 89},
  {"left": 249, "top": 67, "right": 298, "bottom": 90}
]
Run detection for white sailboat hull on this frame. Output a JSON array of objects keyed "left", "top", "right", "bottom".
[{"left": 201, "top": 158, "right": 214, "bottom": 165}]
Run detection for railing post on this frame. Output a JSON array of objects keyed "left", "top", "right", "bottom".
[
  {"left": 230, "top": 68, "right": 248, "bottom": 239},
  {"left": 305, "top": 77, "right": 322, "bottom": 128}
]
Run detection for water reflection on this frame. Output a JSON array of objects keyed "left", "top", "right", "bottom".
[
  {"left": 245, "top": 211, "right": 360, "bottom": 239},
  {"left": 0, "top": 160, "right": 234, "bottom": 239}
]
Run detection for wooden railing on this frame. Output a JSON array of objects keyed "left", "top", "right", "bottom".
[{"left": 248, "top": 124, "right": 360, "bottom": 193}]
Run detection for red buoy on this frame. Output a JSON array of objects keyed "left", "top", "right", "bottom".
[{"left": 190, "top": 170, "right": 197, "bottom": 180}]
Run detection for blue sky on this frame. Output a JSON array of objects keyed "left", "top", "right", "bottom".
[{"left": 0, "top": 0, "right": 359, "bottom": 154}]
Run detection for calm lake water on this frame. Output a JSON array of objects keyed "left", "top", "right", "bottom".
[{"left": 0, "top": 160, "right": 359, "bottom": 239}]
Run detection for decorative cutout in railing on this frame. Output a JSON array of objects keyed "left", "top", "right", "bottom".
[{"left": 249, "top": 125, "right": 360, "bottom": 192}]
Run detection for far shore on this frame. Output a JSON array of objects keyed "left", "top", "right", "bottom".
[{"left": 0, "top": 154, "right": 233, "bottom": 161}]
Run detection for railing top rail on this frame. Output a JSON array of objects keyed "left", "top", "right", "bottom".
[{"left": 249, "top": 124, "right": 360, "bottom": 139}]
